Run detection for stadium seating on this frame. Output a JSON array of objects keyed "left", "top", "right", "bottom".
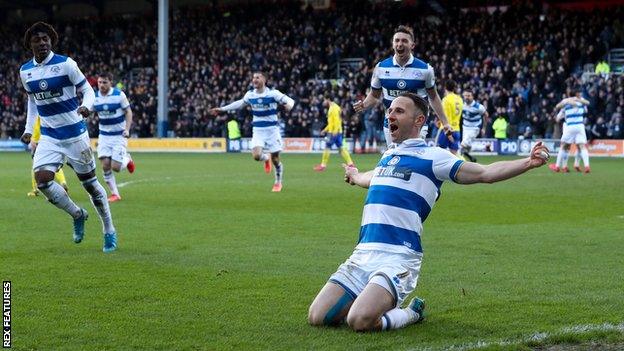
[{"left": 1, "top": 1, "right": 622, "bottom": 141}]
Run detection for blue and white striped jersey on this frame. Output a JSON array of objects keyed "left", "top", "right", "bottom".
[
  {"left": 357, "top": 138, "right": 463, "bottom": 255},
  {"left": 562, "top": 102, "right": 587, "bottom": 126},
  {"left": 462, "top": 100, "right": 486, "bottom": 128},
  {"left": 94, "top": 88, "right": 130, "bottom": 136},
  {"left": 370, "top": 55, "right": 435, "bottom": 128},
  {"left": 20, "top": 51, "right": 92, "bottom": 141},
  {"left": 242, "top": 88, "right": 294, "bottom": 128}
]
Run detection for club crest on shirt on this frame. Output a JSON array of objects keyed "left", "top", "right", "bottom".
[
  {"left": 414, "top": 71, "right": 423, "bottom": 78},
  {"left": 50, "top": 66, "right": 60, "bottom": 73}
]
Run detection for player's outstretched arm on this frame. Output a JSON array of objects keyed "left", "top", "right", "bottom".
[
  {"left": 343, "top": 164, "right": 373, "bottom": 188},
  {"left": 353, "top": 89, "right": 382, "bottom": 113},
  {"left": 456, "top": 142, "right": 549, "bottom": 184},
  {"left": 210, "top": 98, "right": 247, "bottom": 116}
]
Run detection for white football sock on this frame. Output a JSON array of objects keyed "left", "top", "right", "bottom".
[
  {"left": 556, "top": 149, "right": 568, "bottom": 168},
  {"left": 561, "top": 151, "right": 569, "bottom": 168},
  {"left": 82, "top": 177, "right": 115, "bottom": 234},
  {"left": 580, "top": 147, "right": 590, "bottom": 167},
  {"left": 103, "top": 170, "right": 119, "bottom": 196},
  {"left": 573, "top": 151, "right": 580, "bottom": 167},
  {"left": 381, "top": 307, "right": 419, "bottom": 331},
  {"left": 38, "top": 181, "right": 82, "bottom": 219}
]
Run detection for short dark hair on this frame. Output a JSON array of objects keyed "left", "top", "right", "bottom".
[
  {"left": 399, "top": 92, "right": 429, "bottom": 117},
  {"left": 394, "top": 25, "right": 414, "bottom": 41},
  {"left": 463, "top": 88, "right": 474, "bottom": 94},
  {"left": 23, "top": 22, "right": 58, "bottom": 50},
  {"left": 445, "top": 79, "right": 457, "bottom": 92},
  {"left": 253, "top": 70, "right": 268, "bottom": 79},
  {"left": 98, "top": 72, "right": 113, "bottom": 81}
]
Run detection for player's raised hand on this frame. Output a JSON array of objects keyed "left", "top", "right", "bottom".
[
  {"left": 20, "top": 133, "right": 32, "bottom": 145},
  {"left": 353, "top": 100, "right": 365, "bottom": 113},
  {"left": 77, "top": 106, "right": 90, "bottom": 117},
  {"left": 342, "top": 163, "right": 359, "bottom": 185},
  {"left": 208, "top": 107, "right": 221, "bottom": 116},
  {"left": 529, "top": 141, "right": 549, "bottom": 168}
]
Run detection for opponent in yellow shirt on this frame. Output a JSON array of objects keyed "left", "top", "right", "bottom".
[
  {"left": 314, "top": 96, "right": 355, "bottom": 171},
  {"left": 437, "top": 79, "right": 462, "bottom": 155},
  {"left": 28, "top": 116, "right": 68, "bottom": 197}
]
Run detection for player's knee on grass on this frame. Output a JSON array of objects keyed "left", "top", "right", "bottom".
[
  {"left": 308, "top": 292, "right": 352, "bottom": 327},
  {"left": 346, "top": 310, "right": 378, "bottom": 332}
]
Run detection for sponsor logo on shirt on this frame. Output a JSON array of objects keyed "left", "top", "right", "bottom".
[
  {"left": 374, "top": 166, "right": 412, "bottom": 181},
  {"left": 387, "top": 89, "right": 409, "bottom": 97}
]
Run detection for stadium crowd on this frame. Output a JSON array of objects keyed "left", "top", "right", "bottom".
[{"left": 1, "top": 1, "right": 623, "bottom": 143}]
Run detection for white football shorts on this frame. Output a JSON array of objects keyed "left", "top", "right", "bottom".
[
  {"left": 97, "top": 135, "right": 128, "bottom": 163},
  {"left": 251, "top": 126, "right": 282, "bottom": 153},
  {"left": 329, "top": 248, "right": 422, "bottom": 307},
  {"left": 33, "top": 133, "right": 95, "bottom": 174},
  {"left": 461, "top": 126, "right": 480, "bottom": 147},
  {"left": 561, "top": 124, "right": 587, "bottom": 144}
]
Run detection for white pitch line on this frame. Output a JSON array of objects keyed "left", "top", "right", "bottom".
[
  {"left": 409, "top": 322, "right": 624, "bottom": 351},
  {"left": 117, "top": 177, "right": 170, "bottom": 188}
]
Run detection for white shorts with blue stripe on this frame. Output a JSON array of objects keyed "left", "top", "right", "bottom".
[{"left": 329, "top": 248, "right": 421, "bottom": 307}]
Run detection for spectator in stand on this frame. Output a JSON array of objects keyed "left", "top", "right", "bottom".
[{"left": 591, "top": 117, "right": 608, "bottom": 139}]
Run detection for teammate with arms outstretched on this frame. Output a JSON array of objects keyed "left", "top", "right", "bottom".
[
  {"left": 309, "top": 93, "right": 549, "bottom": 332},
  {"left": 19, "top": 22, "right": 117, "bottom": 252},
  {"left": 460, "top": 89, "right": 488, "bottom": 162},
  {"left": 353, "top": 25, "right": 453, "bottom": 147},
  {"left": 210, "top": 71, "right": 295, "bottom": 192},
  {"left": 93, "top": 72, "right": 135, "bottom": 202}
]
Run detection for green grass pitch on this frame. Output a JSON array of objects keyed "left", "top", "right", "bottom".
[{"left": 1, "top": 152, "right": 623, "bottom": 350}]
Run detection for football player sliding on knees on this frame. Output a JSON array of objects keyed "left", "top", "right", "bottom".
[{"left": 308, "top": 93, "right": 548, "bottom": 332}]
